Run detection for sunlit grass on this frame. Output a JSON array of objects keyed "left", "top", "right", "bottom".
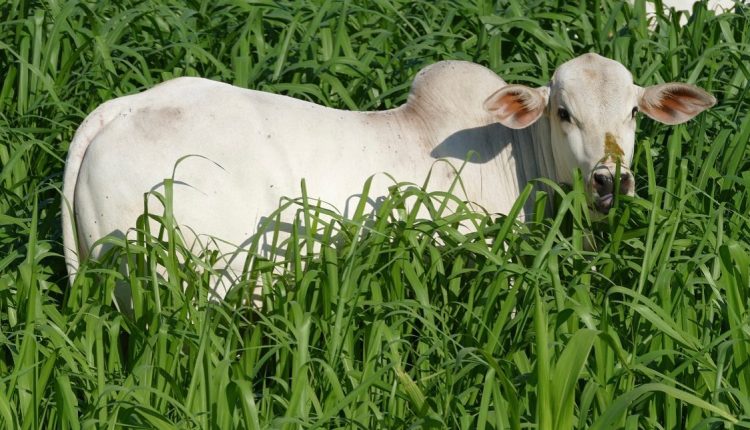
[{"left": 1, "top": 0, "right": 749, "bottom": 428}]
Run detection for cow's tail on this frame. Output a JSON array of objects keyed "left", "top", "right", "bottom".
[{"left": 62, "top": 100, "right": 123, "bottom": 284}]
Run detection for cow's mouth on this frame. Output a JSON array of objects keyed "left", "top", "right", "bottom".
[{"left": 595, "top": 193, "right": 614, "bottom": 214}]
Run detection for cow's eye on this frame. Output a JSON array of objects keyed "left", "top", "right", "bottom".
[
  {"left": 631, "top": 106, "right": 639, "bottom": 119},
  {"left": 558, "top": 107, "right": 571, "bottom": 122}
]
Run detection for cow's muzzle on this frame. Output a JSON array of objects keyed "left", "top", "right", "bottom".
[{"left": 590, "top": 165, "right": 634, "bottom": 214}]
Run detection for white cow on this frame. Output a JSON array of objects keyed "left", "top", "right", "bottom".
[
  {"left": 634, "top": 0, "right": 737, "bottom": 27},
  {"left": 646, "top": 0, "right": 736, "bottom": 17},
  {"left": 62, "top": 53, "right": 715, "bottom": 303}
]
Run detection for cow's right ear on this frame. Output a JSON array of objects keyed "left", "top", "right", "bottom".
[
  {"left": 637, "top": 83, "right": 716, "bottom": 125},
  {"left": 484, "top": 84, "right": 550, "bottom": 129}
]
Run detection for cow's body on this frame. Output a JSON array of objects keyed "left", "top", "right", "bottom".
[
  {"left": 63, "top": 61, "right": 552, "bottom": 297},
  {"left": 63, "top": 54, "right": 714, "bottom": 304}
]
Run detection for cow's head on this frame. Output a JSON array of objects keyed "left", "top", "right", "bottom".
[{"left": 483, "top": 53, "right": 716, "bottom": 214}]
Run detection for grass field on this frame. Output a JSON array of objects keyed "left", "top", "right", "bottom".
[{"left": 1, "top": 0, "right": 750, "bottom": 428}]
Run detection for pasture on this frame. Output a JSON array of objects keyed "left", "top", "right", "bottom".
[{"left": 1, "top": 0, "right": 749, "bottom": 428}]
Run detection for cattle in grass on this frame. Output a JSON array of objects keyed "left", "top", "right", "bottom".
[{"left": 62, "top": 53, "right": 715, "bottom": 305}]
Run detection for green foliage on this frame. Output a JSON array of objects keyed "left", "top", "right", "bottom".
[{"left": 1, "top": 0, "right": 749, "bottom": 428}]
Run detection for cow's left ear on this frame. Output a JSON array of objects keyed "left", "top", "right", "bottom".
[
  {"left": 484, "top": 84, "right": 550, "bottom": 129},
  {"left": 638, "top": 83, "right": 716, "bottom": 125}
]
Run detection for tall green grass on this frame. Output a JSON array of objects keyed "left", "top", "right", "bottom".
[{"left": 1, "top": 0, "right": 749, "bottom": 428}]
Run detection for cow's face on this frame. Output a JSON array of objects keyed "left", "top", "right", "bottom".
[{"left": 484, "top": 53, "right": 716, "bottom": 214}]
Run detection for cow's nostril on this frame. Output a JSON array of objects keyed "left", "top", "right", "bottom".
[
  {"left": 594, "top": 172, "right": 612, "bottom": 187},
  {"left": 620, "top": 171, "right": 632, "bottom": 183}
]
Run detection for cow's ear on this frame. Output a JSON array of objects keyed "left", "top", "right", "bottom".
[
  {"left": 484, "top": 85, "right": 549, "bottom": 129},
  {"left": 638, "top": 83, "right": 716, "bottom": 125}
]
